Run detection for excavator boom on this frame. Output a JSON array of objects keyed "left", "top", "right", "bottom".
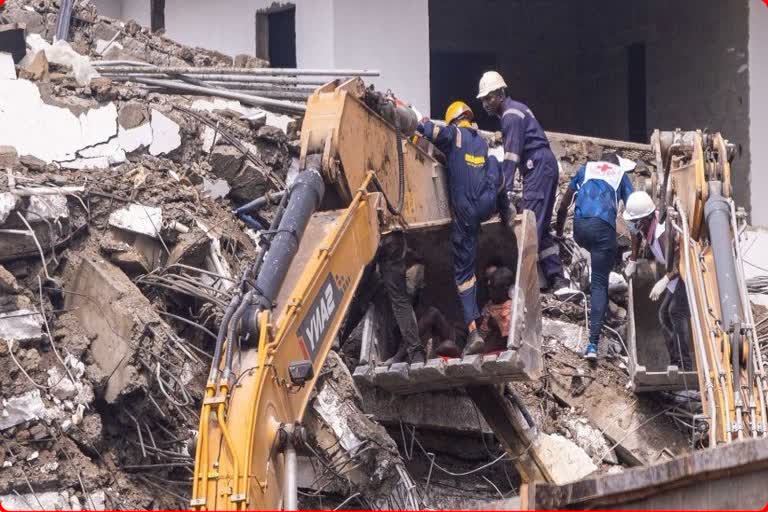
[{"left": 191, "top": 79, "right": 545, "bottom": 509}]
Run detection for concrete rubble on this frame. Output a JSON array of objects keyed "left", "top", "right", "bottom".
[{"left": 0, "top": 0, "right": 699, "bottom": 509}]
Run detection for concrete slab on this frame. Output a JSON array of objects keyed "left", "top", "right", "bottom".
[
  {"left": 148, "top": 110, "right": 181, "bottom": 156},
  {"left": 0, "top": 192, "right": 18, "bottom": 224},
  {"left": 542, "top": 317, "right": 585, "bottom": 353},
  {"left": 108, "top": 203, "right": 163, "bottom": 239},
  {"left": 359, "top": 386, "right": 492, "bottom": 434},
  {"left": 0, "top": 309, "right": 44, "bottom": 343},
  {"left": 0, "top": 389, "right": 47, "bottom": 431},
  {"left": 0, "top": 80, "right": 116, "bottom": 163},
  {"left": 25, "top": 194, "right": 68, "bottom": 221},
  {"left": 537, "top": 433, "right": 597, "bottom": 484},
  {"left": 63, "top": 254, "right": 161, "bottom": 402}
]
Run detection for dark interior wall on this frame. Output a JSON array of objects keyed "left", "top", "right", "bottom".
[{"left": 428, "top": 0, "right": 750, "bottom": 209}]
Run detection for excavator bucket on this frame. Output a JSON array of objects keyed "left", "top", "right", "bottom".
[
  {"left": 352, "top": 212, "right": 543, "bottom": 394},
  {"left": 627, "top": 259, "right": 698, "bottom": 392}
]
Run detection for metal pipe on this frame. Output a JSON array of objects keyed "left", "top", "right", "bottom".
[
  {"left": 102, "top": 72, "right": 329, "bottom": 86},
  {"left": 675, "top": 198, "right": 718, "bottom": 447},
  {"left": 283, "top": 441, "right": 298, "bottom": 511},
  {"left": 109, "top": 77, "right": 306, "bottom": 112},
  {"left": 235, "top": 190, "right": 287, "bottom": 215},
  {"left": 54, "top": 0, "right": 74, "bottom": 42},
  {"left": 705, "top": 181, "right": 745, "bottom": 425},
  {"left": 93, "top": 65, "right": 380, "bottom": 76}
]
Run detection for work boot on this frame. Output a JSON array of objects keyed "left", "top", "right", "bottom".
[
  {"left": 464, "top": 330, "right": 486, "bottom": 356},
  {"left": 584, "top": 342, "right": 598, "bottom": 361},
  {"left": 381, "top": 345, "right": 407, "bottom": 366},
  {"left": 435, "top": 339, "right": 461, "bottom": 358}
]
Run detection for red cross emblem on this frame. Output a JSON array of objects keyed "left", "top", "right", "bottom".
[{"left": 596, "top": 163, "right": 614, "bottom": 172}]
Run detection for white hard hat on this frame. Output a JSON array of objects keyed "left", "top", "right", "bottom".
[
  {"left": 477, "top": 71, "right": 507, "bottom": 99},
  {"left": 623, "top": 191, "right": 656, "bottom": 221},
  {"left": 617, "top": 156, "right": 637, "bottom": 172}
]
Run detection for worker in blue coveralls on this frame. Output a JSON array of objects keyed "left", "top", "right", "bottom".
[
  {"left": 418, "top": 101, "right": 514, "bottom": 355},
  {"left": 555, "top": 153, "right": 635, "bottom": 361},
  {"left": 477, "top": 71, "right": 570, "bottom": 294}
]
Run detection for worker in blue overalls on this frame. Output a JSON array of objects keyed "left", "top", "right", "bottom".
[
  {"left": 477, "top": 71, "right": 569, "bottom": 294},
  {"left": 418, "top": 101, "right": 510, "bottom": 355}
]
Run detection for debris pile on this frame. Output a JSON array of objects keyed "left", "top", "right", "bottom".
[{"left": 0, "top": 1, "right": 697, "bottom": 510}]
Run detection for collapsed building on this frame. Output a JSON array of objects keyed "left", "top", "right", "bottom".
[{"left": 1, "top": 1, "right": 767, "bottom": 510}]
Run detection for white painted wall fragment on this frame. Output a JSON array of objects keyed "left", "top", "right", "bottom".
[
  {"left": 0, "top": 80, "right": 117, "bottom": 163},
  {"left": 0, "top": 309, "right": 44, "bottom": 343},
  {"left": 0, "top": 193, "right": 19, "bottom": 224},
  {"left": 0, "top": 52, "right": 16, "bottom": 80},
  {"left": 149, "top": 110, "right": 181, "bottom": 156},
  {"left": 118, "top": 122, "right": 153, "bottom": 153},
  {"left": 0, "top": 390, "right": 47, "bottom": 431}
]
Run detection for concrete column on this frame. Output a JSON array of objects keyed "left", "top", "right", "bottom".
[{"left": 750, "top": 0, "right": 768, "bottom": 227}]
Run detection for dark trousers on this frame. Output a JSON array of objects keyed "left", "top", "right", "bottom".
[
  {"left": 521, "top": 148, "right": 563, "bottom": 282},
  {"left": 574, "top": 217, "right": 617, "bottom": 346},
  {"left": 379, "top": 232, "right": 423, "bottom": 359},
  {"left": 659, "top": 280, "right": 693, "bottom": 369}
]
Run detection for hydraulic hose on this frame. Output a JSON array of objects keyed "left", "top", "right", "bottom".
[
  {"left": 209, "top": 293, "right": 242, "bottom": 383},
  {"left": 222, "top": 290, "right": 252, "bottom": 382}
]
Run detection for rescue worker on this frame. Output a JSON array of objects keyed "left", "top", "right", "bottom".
[
  {"left": 554, "top": 153, "right": 635, "bottom": 360},
  {"left": 418, "top": 101, "right": 508, "bottom": 355},
  {"left": 623, "top": 191, "right": 693, "bottom": 370},
  {"left": 477, "top": 265, "right": 516, "bottom": 353},
  {"left": 477, "top": 71, "right": 569, "bottom": 293}
]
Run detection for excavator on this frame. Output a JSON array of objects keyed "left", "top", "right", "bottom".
[
  {"left": 626, "top": 130, "right": 766, "bottom": 445},
  {"left": 190, "top": 74, "right": 766, "bottom": 509},
  {"left": 189, "top": 78, "right": 548, "bottom": 510}
]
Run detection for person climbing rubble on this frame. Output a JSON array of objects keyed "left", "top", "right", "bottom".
[
  {"left": 417, "top": 101, "right": 507, "bottom": 356},
  {"left": 623, "top": 191, "right": 694, "bottom": 370},
  {"left": 554, "top": 152, "right": 635, "bottom": 360},
  {"left": 477, "top": 71, "right": 569, "bottom": 295}
]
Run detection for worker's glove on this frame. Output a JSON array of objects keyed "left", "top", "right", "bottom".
[
  {"left": 624, "top": 260, "right": 637, "bottom": 279},
  {"left": 649, "top": 275, "right": 670, "bottom": 302}
]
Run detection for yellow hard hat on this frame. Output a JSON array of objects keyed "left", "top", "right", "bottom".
[{"left": 445, "top": 101, "right": 474, "bottom": 125}]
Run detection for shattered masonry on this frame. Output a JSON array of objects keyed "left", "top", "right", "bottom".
[{"left": 0, "top": 0, "right": 701, "bottom": 510}]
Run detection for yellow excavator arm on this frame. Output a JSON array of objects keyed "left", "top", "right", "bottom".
[
  {"left": 190, "top": 78, "right": 547, "bottom": 510},
  {"left": 654, "top": 130, "right": 767, "bottom": 444}
]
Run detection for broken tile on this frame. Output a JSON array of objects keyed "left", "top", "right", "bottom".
[
  {"left": 0, "top": 309, "right": 44, "bottom": 343},
  {"left": 118, "top": 122, "right": 153, "bottom": 153},
  {"left": 108, "top": 203, "right": 163, "bottom": 239},
  {"left": 26, "top": 194, "right": 68, "bottom": 221},
  {"left": 0, "top": 389, "right": 47, "bottom": 431},
  {"left": 0, "top": 52, "right": 16, "bottom": 80},
  {"left": 148, "top": 110, "right": 181, "bottom": 156}
]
